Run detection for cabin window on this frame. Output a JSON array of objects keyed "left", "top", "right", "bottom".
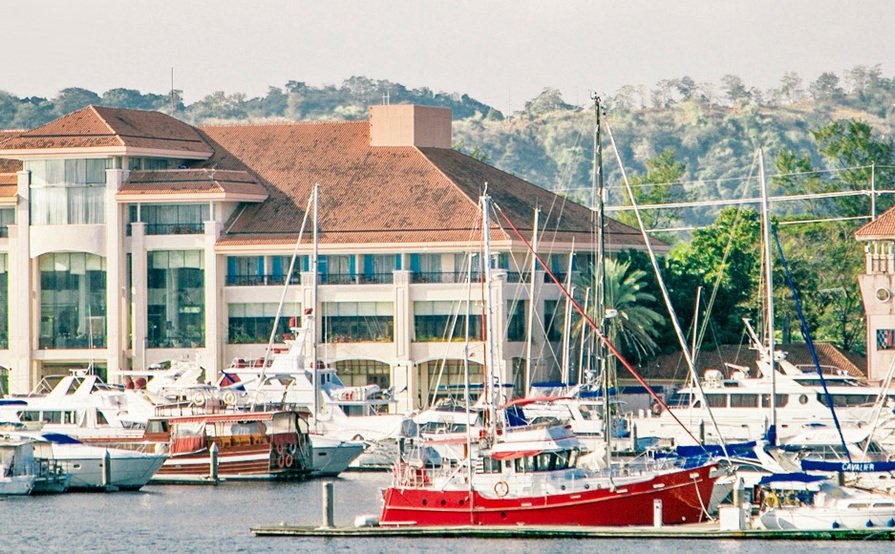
[
  {"left": 96, "top": 411, "right": 109, "bottom": 425},
  {"left": 480, "top": 456, "right": 501, "bottom": 473},
  {"left": 667, "top": 391, "right": 691, "bottom": 408},
  {"left": 43, "top": 410, "right": 62, "bottom": 424},
  {"left": 705, "top": 394, "right": 727, "bottom": 408},
  {"left": 729, "top": 394, "right": 759, "bottom": 408},
  {"left": 20, "top": 410, "right": 40, "bottom": 422},
  {"left": 761, "top": 394, "right": 789, "bottom": 408}
]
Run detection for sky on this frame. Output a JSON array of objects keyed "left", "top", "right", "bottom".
[{"left": 6, "top": 0, "right": 895, "bottom": 113}]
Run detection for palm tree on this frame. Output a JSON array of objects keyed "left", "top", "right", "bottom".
[{"left": 573, "top": 257, "right": 665, "bottom": 366}]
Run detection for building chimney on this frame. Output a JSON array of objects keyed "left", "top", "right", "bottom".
[{"left": 369, "top": 105, "right": 452, "bottom": 148}]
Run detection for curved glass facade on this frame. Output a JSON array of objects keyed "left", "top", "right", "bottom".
[
  {"left": 147, "top": 250, "right": 204, "bottom": 348},
  {"left": 39, "top": 253, "right": 106, "bottom": 349}
]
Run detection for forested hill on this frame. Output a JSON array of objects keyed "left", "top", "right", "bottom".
[{"left": 3, "top": 68, "right": 895, "bottom": 228}]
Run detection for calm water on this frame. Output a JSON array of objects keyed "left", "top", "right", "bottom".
[{"left": 2, "top": 472, "right": 891, "bottom": 553}]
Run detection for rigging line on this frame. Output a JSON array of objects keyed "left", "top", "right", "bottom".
[
  {"left": 604, "top": 118, "right": 728, "bottom": 457},
  {"left": 491, "top": 200, "right": 706, "bottom": 449},
  {"left": 253, "top": 191, "right": 314, "bottom": 405},
  {"left": 770, "top": 225, "right": 851, "bottom": 463}
]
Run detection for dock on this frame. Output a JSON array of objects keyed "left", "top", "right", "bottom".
[{"left": 250, "top": 523, "right": 895, "bottom": 541}]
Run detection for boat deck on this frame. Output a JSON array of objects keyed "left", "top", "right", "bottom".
[{"left": 250, "top": 522, "right": 895, "bottom": 540}]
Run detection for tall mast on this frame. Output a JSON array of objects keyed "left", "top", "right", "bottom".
[
  {"left": 758, "top": 151, "right": 777, "bottom": 435},
  {"left": 312, "top": 184, "right": 320, "bottom": 427},
  {"left": 593, "top": 94, "right": 611, "bottom": 464},
  {"left": 481, "top": 193, "right": 498, "bottom": 438},
  {"left": 524, "top": 208, "right": 539, "bottom": 394}
]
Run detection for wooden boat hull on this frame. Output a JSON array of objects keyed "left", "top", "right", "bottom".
[{"left": 380, "top": 463, "right": 717, "bottom": 527}]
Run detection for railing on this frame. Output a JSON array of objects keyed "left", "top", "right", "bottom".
[
  {"left": 505, "top": 272, "right": 531, "bottom": 283},
  {"left": 226, "top": 274, "right": 301, "bottom": 286},
  {"left": 134, "top": 222, "right": 205, "bottom": 235},
  {"left": 320, "top": 273, "right": 394, "bottom": 285},
  {"left": 410, "top": 271, "right": 483, "bottom": 284},
  {"left": 545, "top": 272, "right": 567, "bottom": 284}
]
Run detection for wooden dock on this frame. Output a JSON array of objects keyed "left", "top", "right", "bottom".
[{"left": 250, "top": 523, "right": 895, "bottom": 541}]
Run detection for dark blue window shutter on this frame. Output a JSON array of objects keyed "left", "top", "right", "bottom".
[
  {"left": 272, "top": 256, "right": 283, "bottom": 277},
  {"left": 395, "top": 254, "right": 402, "bottom": 270},
  {"left": 256, "top": 256, "right": 265, "bottom": 276},
  {"left": 363, "top": 255, "right": 373, "bottom": 278},
  {"left": 410, "top": 254, "right": 420, "bottom": 273},
  {"left": 318, "top": 255, "right": 328, "bottom": 275},
  {"left": 227, "top": 256, "right": 236, "bottom": 276},
  {"left": 349, "top": 256, "right": 356, "bottom": 277}
]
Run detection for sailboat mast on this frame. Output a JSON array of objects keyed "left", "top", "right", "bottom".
[
  {"left": 481, "top": 193, "right": 498, "bottom": 437},
  {"left": 312, "top": 184, "right": 320, "bottom": 427},
  {"left": 592, "top": 94, "right": 611, "bottom": 463},
  {"left": 524, "top": 208, "right": 540, "bottom": 394},
  {"left": 758, "top": 151, "right": 777, "bottom": 433}
]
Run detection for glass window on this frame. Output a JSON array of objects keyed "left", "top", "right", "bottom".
[
  {"left": 506, "top": 300, "right": 527, "bottom": 342},
  {"left": 705, "top": 394, "right": 727, "bottom": 408},
  {"left": 321, "top": 301, "right": 393, "bottom": 343},
  {"left": 27, "top": 159, "right": 109, "bottom": 225},
  {"left": 147, "top": 250, "right": 204, "bottom": 348},
  {"left": 877, "top": 329, "right": 895, "bottom": 350},
  {"left": 39, "top": 253, "right": 106, "bottom": 349},
  {"left": 138, "top": 204, "right": 208, "bottom": 235},
  {"left": 544, "top": 300, "right": 562, "bottom": 342},
  {"left": 729, "top": 394, "right": 759, "bottom": 408},
  {"left": 227, "top": 302, "right": 301, "bottom": 344},
  {"left": 334, "top": 359, "right": 391, "bottom": 391},
  {"left": 413, "top": 300, "right": 483, "bottom": 342}
]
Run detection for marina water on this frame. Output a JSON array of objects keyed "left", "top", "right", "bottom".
[{"left": 2, "top": 472, "right": 891, "bottom": 553}]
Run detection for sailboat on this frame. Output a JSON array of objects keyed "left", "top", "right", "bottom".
[{"left": 379, "top": 185, "right": 719, "bottom": 527}]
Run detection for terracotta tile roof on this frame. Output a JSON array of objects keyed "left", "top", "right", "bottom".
[
  {"left": 637, "top": 342, "right": 865, "bottom": 382},
  {"left": 200, "top": 120, "right": 658, "bottom": 250},
  {"left": 118, "top": 169, "right": 267, "bottom": 200},
  {"left": 0, "top": 106, "right": 212, "bottom": 156},
  {"left": 855, "top": 207, "right": 895, "bottom": 239}
]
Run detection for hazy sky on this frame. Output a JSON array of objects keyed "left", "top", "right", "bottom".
[{"left": 7, "top": 0, "right": 894, "bottom": 113}]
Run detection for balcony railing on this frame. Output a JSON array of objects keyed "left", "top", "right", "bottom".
[
  {"left": 320, "top": 272, "right": 394, "bottom": 285},
  {"left": 225, "top": 274, "right": 301, "bottom": 287},
  {"left": 127, "top": 222, "right": 205, "bottom": 236},
  {"left": 410, "top": 271, "right": 483, "bottom": 284}
]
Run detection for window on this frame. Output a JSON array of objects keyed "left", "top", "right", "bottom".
[
  {"left": 147, "top": 250, "right": 204, "bottom": 348},
  {"left": 39, "top": 253, "right": 106, "bottom": 349},
  {"left": 544, "top": 300, "right": 562, "bottom": 342},
  {"left": 228, "top": 303, "right": 301, "bottom": 344},
  {"left": 132, "top": 204, "right": 208, "bottom": 235},
  {"left": 877, "top": 329, "right": 895, "bottom": 350},
  {"left": 334, "top": 360, "right": 391, "bottom": 390},
  {"left": 321, "top": 301, "right": 393, "bottom": 343},
  {"left": 729, "top": 394, "right": 759, "bottom": 408},
  {"left": 760, "top": 394, "right": 789, "bottom": 408},
  {"left": 506, "top": 300, "right": 527, "bottom": 342},
  {"left": 27, "top": 159, "right": 109, "bottom": 225},
  {"left": 413, "top": 300, "right": 483, "bottom": 342},
  {"left": 705, "top": 394, "right": 727, "bottom": 408}
]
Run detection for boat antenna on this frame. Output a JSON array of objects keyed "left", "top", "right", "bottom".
[
  {"left": 481, "top": 192, "right": 499, "bottom": 440},
  {"left": 312, "top": 184, "right": 320, "bottom": 431},
  {"left": 758, "top": 151, "right": 777, "bottom": 440}
]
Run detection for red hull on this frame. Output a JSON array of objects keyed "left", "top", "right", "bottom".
[{"left": 380, "top": 463, "right": 717, "bottom": 526}]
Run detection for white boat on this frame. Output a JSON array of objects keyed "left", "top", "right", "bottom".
[
  {"left": 309, "top": 434, "right": 365, "bottom": 477},
  {"left": 757, "top": 473, "right": 895, "bottom": 530},
  {"left": 0, "top": 436, "right": 38, "bottom": 495},
  {"left": 25, "top": 432, "right": 167, "bottom": 491}
]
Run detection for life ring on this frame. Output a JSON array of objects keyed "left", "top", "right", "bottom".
[
  {"left": 276, "top": 444, "right": 285, "bottom": 456},
  {"left": 651, "top": 401, "right": 663, "bottom": 416},
  {"left": 191, "top": 392, "right": 206, "bottom": 407},
  {"left": 494, "top": 480, "right": 509, "bottom": 498},
  {"left": 222, "top": 390, "right": 238, "bottom": 406},
  {"left": 765, "top": 492, "right": 778, "bottom": 508},
  {"left": 277, "top": 454, "right": 286, "bottom": 468},
  {"left": 284, "top": 453, "right": 294, "bottom": 467}
]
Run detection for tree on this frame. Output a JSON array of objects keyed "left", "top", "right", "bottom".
[
  {"left": 808, "top": 72, "right": 844, "bottom": 102},
  {"left": 53, "top": 87, "right": 101, "bottom": 116},
  {"left": 720, "top": 74, "right": 751, "bottom": 105},
  {"left": 524, "top": 88, "right": 576, "bottom": 116},
  {"left": 573, "top": 256, "right": 665, "bottom": 364},
  {"left": 617, "top": 148, "right": 687, "bottom": 234}
]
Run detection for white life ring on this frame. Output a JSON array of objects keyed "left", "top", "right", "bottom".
[
  {"left": 190, "top": 391, "right": 207, "bottom": 407},
  {"left": 494, "top": 480, "right": 509, "bottom": 498},
  {"left": 222, "top": 390, "right": 238, "bottom": 406}
]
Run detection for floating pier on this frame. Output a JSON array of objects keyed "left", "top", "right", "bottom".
[{"left": 250, "top": 523, "right": 895, "bottom": 541}]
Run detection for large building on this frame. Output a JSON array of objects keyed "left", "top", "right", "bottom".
[
  {"left": 0, "top": 104, "right": 654, "bottom": 411},
  {"left": 856, "top": 209, "right": 895, "bottom": 381}
]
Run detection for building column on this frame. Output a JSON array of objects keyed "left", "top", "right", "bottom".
[
  {"left": 131, "top": 222, "right": 148, "bottom": 371},
  {"left": 105, "top": 169, "right": 125, "bottom": 382},
  {"left": 9, "top": 170, "right": 32, "bottom": 393},
  {"left": 203, "top": 220, "right": 223, "bottom": 382},
  {"left": 392, "top": 269, "right": 412, "bottom": 412}
]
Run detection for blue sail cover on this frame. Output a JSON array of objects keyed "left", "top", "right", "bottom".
[
  {"left": 800, "top": 459, "right": 895, "bottom": 473},
  {"left": 758, "top": 472, "right": 827, "bottom": 485}
]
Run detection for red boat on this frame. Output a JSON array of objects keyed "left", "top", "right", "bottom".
[{"left": 380, "top": 424, "right": 718, "bottom": 526}]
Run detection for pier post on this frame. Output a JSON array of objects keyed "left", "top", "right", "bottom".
[
  {"left": 210, "top": 442, "right": 219, "bottom": 482},
  {"left": 102, "top": 449, "right": 112, "bottom": 490},
  {"left": 321, "top": 481, "right": 335, "bottom": 528},
  {"left": 699, "top": 420, "right": 705, "bottom": 443},
  {"left": 653, "top": 498, "right": 663, "bottom": 527},
  {"left": 733, "top": 477, "right": 744, "bottom": 507},
  {"left": 631, "top": 423, "right": 638, "bottom": 452}
]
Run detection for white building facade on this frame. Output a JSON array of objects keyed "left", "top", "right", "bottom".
[{"left": 0, "top": 104, "right": 653, "bottom": 411}]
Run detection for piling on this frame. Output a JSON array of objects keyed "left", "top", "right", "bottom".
[
  {"left": 210, "top": 442, "right": 219, "bottom": 482},
  {"left": 733, "top": 477, "right": 744, "bottom": 507},
  {"left": 653, "top": 498, "right": 663, "bottom": 528},
  {"left": 102, "top": 449, "right": 112, "bottom": 490},
  {"left": 321, "top": 481, "right": 335, "bottom": 529}
]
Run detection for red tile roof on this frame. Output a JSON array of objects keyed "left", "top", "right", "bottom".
[
  {"left": 855, "top": 207, "right": 895, "bottom": 239},
  {"left": 0, "top": 106, "right": 212, "bottom": 156},
  {"left": 118, "top": 169, "right": 267, "bottom": 200},
  {"left": 201, "top": 120, "right": 658, "bottom": 250}
]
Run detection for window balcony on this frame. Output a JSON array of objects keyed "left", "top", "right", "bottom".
[
  {"left": 410, "top": 271, "right": 483, "bottom": 284},
  {"left": 320, "top": 272, "right": 394, "bottom": 285},
  {"left": 127, "top": 222, "right": 205, "bottom": 236}
]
